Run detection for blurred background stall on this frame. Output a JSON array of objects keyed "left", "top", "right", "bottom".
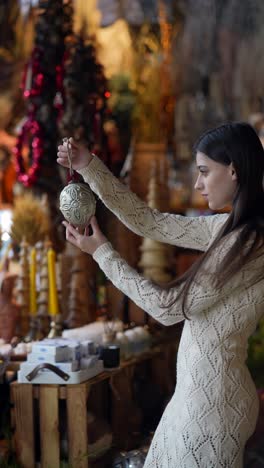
[{"left": 0, "top": 1, "right": 263, "bottom": 466}]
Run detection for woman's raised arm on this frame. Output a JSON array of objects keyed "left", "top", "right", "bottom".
[
  {"left": 57, "top": 139, "right": 228, "bottom": 251},
  {"left": 79, "top": 155, "right": 228, "bottom": 251}
]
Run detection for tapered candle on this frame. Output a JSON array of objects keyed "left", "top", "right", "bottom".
[
  {"left": 29, "top": 247, "right": 37, "bottom": 315},
  {"left": 47, "top": 247, "right": 59, "bottom": 316}
]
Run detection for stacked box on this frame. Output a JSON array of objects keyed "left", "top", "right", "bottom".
[{"left": 18, "top": 338, "right": 103, "bottom": 384}]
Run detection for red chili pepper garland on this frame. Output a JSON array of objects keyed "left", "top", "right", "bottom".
[
  {"left": 14, "top": 118, "right": 44, "bottom": 187},
  {"left": 14, "top": 52, "right": 46, "bottom": 187},
  {"left": 14, "top": 55, "right": 65, "bottom": 188},
  {"left": 14, "top": 0, "right": 72, "bottom": 190}
]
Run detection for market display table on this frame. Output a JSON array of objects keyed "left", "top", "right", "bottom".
[{"left": 11, "top": 340, "right": 178, "bottom": 468}]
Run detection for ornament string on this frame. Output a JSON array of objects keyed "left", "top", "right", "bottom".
[
  {"left": 63, "top": 137, "right": 78, "bottom": 182},
  {"left": 63, "top": 138, "right": 73, "bottom": 177}
]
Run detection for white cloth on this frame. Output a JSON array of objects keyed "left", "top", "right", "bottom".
[{"left": 79, "top": 156, "right": 264, "bottom": 468}]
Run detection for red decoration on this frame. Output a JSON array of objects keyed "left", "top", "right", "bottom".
[
  {"left": 21, "top": 51, "right": 45, "bottom": 100},
  {"left": 15, "top": 48, "right": 65, "bottom": 187},
  {"left": 14, "top": 1, "right": 73, "bottom": 191},
  {"left": 13, "top": 118, "right": 44, "bottom": 187}
]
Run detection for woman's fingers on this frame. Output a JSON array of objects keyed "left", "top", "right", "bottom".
[
  {"left": 57, "top": 145, "right": 68, "bottom": 152},
  {"left": 62, "top": 221, "right": 79, "bottom": 242},
  {"left": 57, "top": 146, "right": 77, "bottom": 157},
  {"left": 88, "top": 216, "right": 108, "bottom": 246},
  {"left": 90, "top": 216, "right": 100, "bottom": 234},
  {"left": 57, "top": 137, "right": 92, "bottom": 171},
  {"left": 69, "top": 137, "right": 79, "bottom": 150},
  {"left": 62, "top": 218, "right": 107, "bottom": 255},
  {"left": 57, "top": 145, "right": 69, "bottom": 166},
  {"left": 57, "top": 141, "right": 77, "bottom": 156},
  {"left": 65, "top": 222, "right": 78, "bottom": 236}
]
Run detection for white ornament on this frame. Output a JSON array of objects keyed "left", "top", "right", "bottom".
[
  {"left": 59, "top": 138, "right": 96, "bottom": 227},
  {"left": 59, "top": 182, "right": 96, "bottom": 227}
]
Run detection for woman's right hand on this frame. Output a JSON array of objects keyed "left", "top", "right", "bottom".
[
  {"left": 62, "top": 216, "right": 108, "bottom": 256},
  {"left": 57, "top": 137, "right": 93, "bottom": 171}
]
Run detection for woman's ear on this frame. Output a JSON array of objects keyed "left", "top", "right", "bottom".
[{"left": 230, "top": 163, "right": 237, "bottom": 181}]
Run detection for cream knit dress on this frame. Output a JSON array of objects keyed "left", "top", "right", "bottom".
[{"left": 78, "top": 156, "right": 264, "bottom": 468}]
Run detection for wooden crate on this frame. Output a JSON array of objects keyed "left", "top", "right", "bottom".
[
  {"left": 10, "top": 343, "right": 179, "bottom": 468},
  {"left": 11, "top": 381, "right": 92, "bottom": 468}
]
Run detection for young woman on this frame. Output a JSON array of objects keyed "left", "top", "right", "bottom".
[{"left": 57, "top": 122, "right": 264, "bottom": 468}]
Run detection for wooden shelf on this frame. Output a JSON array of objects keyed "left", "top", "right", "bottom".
[{"left": 11, "top": 340, "right": 179, "bottom": 468}]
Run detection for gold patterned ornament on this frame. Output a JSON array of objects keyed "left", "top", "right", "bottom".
[{"left": 59, "top": 138, "right": 96, "bottom": 227}]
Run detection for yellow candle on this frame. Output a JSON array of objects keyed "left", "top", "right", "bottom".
[
  {"left": 47, "top": 247, "right": 59, "bottom": 316},
  {"left": 29, "top": 247, "right": 37, "bottom": 315}
]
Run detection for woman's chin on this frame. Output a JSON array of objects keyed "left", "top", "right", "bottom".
[
  {"left": 208, "top": 200, "right": 230, "bottom": 211},
  {"left": 208, "top": 200, "right": 219, "bottom": 211}
]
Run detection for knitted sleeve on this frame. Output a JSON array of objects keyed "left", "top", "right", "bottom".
[
  {"left": 92, "top": 241, "right": 247, "bottom": 326},
  {"left": 78, "top": 156, "right": 228, "bottom": 252}
]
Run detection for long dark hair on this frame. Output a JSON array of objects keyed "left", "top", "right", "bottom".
[{"left": 169, "top": 122, "right": 264, "bottom": 318}]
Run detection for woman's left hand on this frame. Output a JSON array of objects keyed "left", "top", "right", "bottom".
[{"left": 62, "top": 216, "right": 108, "bottom": 255}]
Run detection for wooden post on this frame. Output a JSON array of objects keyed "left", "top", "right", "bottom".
[
  {"left": 11, "top": 383, "right": 35, "bottom": 468},
  {"left": 39, "top": 385, "right": 60, "bottom": 468},
  {"left": 67, "top": 384, "right": 89, "bottom": 468}
]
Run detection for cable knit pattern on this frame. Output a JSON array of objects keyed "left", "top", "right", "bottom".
[
  {"left": 79, "top": 157, "right": 264, "bottom": 467},
  {"left": 93, "top": 242, "right": 264, "bottom": 468},
  {"left": 78, "top": 156, "right": 229, "bottom": 251}
]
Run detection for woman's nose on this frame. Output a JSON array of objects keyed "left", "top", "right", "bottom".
[{"left": 194, "top": 175, "right": 203, "bottom": 191}]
